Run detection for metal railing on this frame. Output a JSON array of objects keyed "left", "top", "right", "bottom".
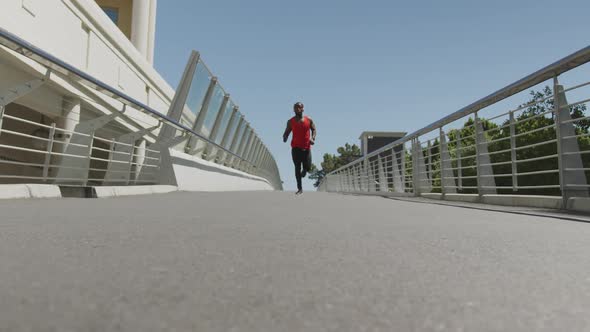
[
  {"left": 0, "top": 27, "right": 282, "bottom": 190},
  {"left": 322, "top": 45, "right": 590, "bottom": 209}
]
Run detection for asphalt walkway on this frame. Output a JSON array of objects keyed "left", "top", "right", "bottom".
[{"left": 1, "top": 191, "right": 590, "bottom": 331}]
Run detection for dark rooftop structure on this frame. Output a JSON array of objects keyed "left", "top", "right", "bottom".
[{"left": 359, "top": 131, "right": 407, "bottom": 156}]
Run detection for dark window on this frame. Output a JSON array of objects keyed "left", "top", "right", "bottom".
[{"left": 101, "top": 7, "right": 119, "bottom": 25}]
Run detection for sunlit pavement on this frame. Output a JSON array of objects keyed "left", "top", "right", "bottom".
[{"left": 1, "top": 191, "right": 590, "bottom": 331}]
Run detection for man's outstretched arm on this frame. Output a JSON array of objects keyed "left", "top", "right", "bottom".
[
  {"left": 283, "top": 120, "right": 292, "bottom": 143},
  {"left": 310, "top": 118, "right": 317, "bottom": 144}
]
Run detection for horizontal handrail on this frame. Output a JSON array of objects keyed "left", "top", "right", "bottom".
[{"left": 330, "top": 44, "right": 590, "bottom": 174}]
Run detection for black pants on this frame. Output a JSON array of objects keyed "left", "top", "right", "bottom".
[{"left": 292, "top": 148, "right": 311, "bottom": 191}]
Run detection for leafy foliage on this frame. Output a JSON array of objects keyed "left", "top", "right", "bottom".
[
  {"left": 438, "top": 86, "right": 589, "bottom": 195},
  {"left": 308, "top": 143, "right": 361, "bottom": 187}
]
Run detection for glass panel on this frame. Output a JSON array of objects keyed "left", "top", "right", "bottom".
[
  {"left": 248, "top": 136, "right": 259, "bottom": 160},
  {"left": 200, "top": 85, "right": 224, "bottom": 138},
  {"left": 229, "top": 116, "right": 245, "bottom": 150},
  {"left": 215, "top": 101, "right": 234, "bottom": 144},
  {"left": 223, "top": 112, "right": 242, "bottom": 149},
  {"left": 239, "top": 128, "right": 252, "bottom": 156},
  {"left": 185, "top": 61, "right": 212, "bottom": 123},
  {"left": 101, "top": 7, "right": 119, "bottom": 25}
]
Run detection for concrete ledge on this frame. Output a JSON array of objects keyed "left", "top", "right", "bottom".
[
  {"left": 0, "top": 184, "right": 62, "bottom": 199},
  {"left": 170, "top": 149, "right": 274, "bottom": 191},
  {"left": 93, "top": 185, "right": 178, "bottom": 198},
  {"left": 443, "top": 193, "right": 479, "bottom": 203},
  {"left": 567, "top": 197, "right": 590, "bottom": 213},
  {"left": 421, "top": 193, "right": 562, "bottom": 209},
  {"left": 483, "top": 194, "right": 562, "bottom": 209},
  {"left": 340, "top": 191, "right": 413, "bottom": 197},
  {"left": 421, "top": 193, "right": 443, "bottom": 200}
]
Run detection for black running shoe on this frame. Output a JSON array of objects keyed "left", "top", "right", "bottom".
[
  {"left": 301, "top": 170, "right": 307, "bottom": 178},
  {"left": 295, "top": 189, "right": 303, "bottom": 195}
]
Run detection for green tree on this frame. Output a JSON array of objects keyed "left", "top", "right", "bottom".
[
  {"left": 309, "top": 143, "right": 361, "bottom": 187},
  {"left": 439, "top": 86, "right": 588, "bottom": 195}
]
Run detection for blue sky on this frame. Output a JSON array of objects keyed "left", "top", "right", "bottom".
[{"left": 154, "top": 0, "right": 590, "bottom": 191}]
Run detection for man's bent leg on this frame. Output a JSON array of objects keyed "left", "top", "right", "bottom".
[{"left": 301, "top": 149, "right": 311, "bottom": 178}]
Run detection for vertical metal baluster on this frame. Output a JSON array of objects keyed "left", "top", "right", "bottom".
[
  {"left": 457, "top": 130, "right": 462, "bottom": 190},
  {"left": 509, "top": 110, "right": 518, "bottom": 191},
  {"left": 553, "top": 76, "right": 567, "bottom": 209},
  {"left": 439, "top": 128, "right": 446, "bottom": 198},
  {"left": 474, "top": 112, "right": 483, "bottom": 199},
  {"left": 427, "top": 140, "right": 432, "bottom": 190},
  {"left": 0, "top": 105, "right": 5, "bottom": 137},
  {"left": 43, "top": 123, "right": 56, "bottom": 181},
  {"left": 127, "top": 141, "right": 136, "bottom": 185},
  {"left": 83, "top": 131, "right": 95, "bottom": 187}
]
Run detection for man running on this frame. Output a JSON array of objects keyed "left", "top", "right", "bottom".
[{"left": 283, "top": 101, "right": 316, "bottom": 195}]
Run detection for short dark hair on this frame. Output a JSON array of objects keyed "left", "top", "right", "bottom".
[{"left": 294, "top": 102, "right": 304, "bottom": 108}]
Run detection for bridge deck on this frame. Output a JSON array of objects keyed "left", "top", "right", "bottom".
[{"left": 2, "top": 192, "right": 590, "bottom": 331}]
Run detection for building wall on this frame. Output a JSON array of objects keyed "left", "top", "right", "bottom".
[{"left": 0, "top": 0, "right": 173, "bottom": 113}]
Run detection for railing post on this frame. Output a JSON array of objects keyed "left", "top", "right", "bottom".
[
  {"left": 43, "top": 123, "right": 56, "bottom": 181},
  {"left": 256, "top": 143, "right": 265, "bottom": 168},
  {"left": 159, "top": 51, "right": 200, "bottom": 141},
  {"left": 133, "top": 140, "right": 147, "bottom": 184},
  {"left": 234, "top": 126, "right": 251, "bottom": 169},
  {"left": 377, "top": 155, "right": 386, "bottom": 192},
  {"left": 554, "top": 76, "right": 567, "bottom": 209},
  {"left": 439, "top": 128, "right": 446, "bottom": 198},
  {"left": 368, "top": 159, "right": 376, "bottom": 192},
  {"left": 509, "top": 110, "right": 518, "bottom": 191},
  {"left": 360, "top": 164, "right": 365, "bottom": 192},
  {"left": 427, "top": 140, "right": 432, "bottom": 186},
  {"left": 247, "top": 139, "right": 261, "bottom": 173},
  {"left": 475, "top": 113, "right": 496, "bottom": 197},
  {"left": 0, "top": 105, "right": 5, "bottom": 137},
  {"left": 456, "top": 129, "right": 462, "bottom": 190},
  {"left": 108, "top": 139, "right": 115, "bottom": 166},
  {"left": 344, "top": 170, "right": 348, "bottom": 192},
  {"left": 251, "top": 142, "right": 263, "bottom": 173},
  {"left": 127, "top": 142, "right": 136, "bottom": 185},
  {"left": 345, "top": 168, "right": 351, "bottom": 192},
  {"left": 474, "top": 112, "right": 483, "bottom": 199},
  {"left": 260, "top": 150, "right": 269, "bottom": 174},
  {"left": 355, "top": 165, "right": 360, "bottom": 192},
  {"left": 240, "top": 132, "right": 256, "bottom": 171},
  {"left": 412, "top": 139, "right": 420, "bottom": 196},
  {"left": 83, "top": 131, "right": 95, "bottom": 187},
  {"left": 554, "top": 77, "right": 588, "bottom": 209},
  {"left": 225, "top": 116, "right": 244, "bottom": 164},
  {"left": 363, "top": 158, "right": 369, "bottom": 192},
  {"left": 185, "top": 76, "right": 218, "bottom": 153},
  {"left": 401, "top": 143, "right": 407, "bottom": 192},
  {"left": 202, "top": 93, "right": 230, "bottom": 158},
  {"left": 439, "top": 129, "right": 457, "bottom": 197},
  {"left": 214, "top": 106, "right": 239, "bottom": 162},
  {"left": 350, "top": 166, "right": 356, "bottom": 191}
]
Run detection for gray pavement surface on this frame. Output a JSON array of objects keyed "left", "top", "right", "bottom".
[{"left": 1, "top": 191, "right": 590, "bottom": 331}]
